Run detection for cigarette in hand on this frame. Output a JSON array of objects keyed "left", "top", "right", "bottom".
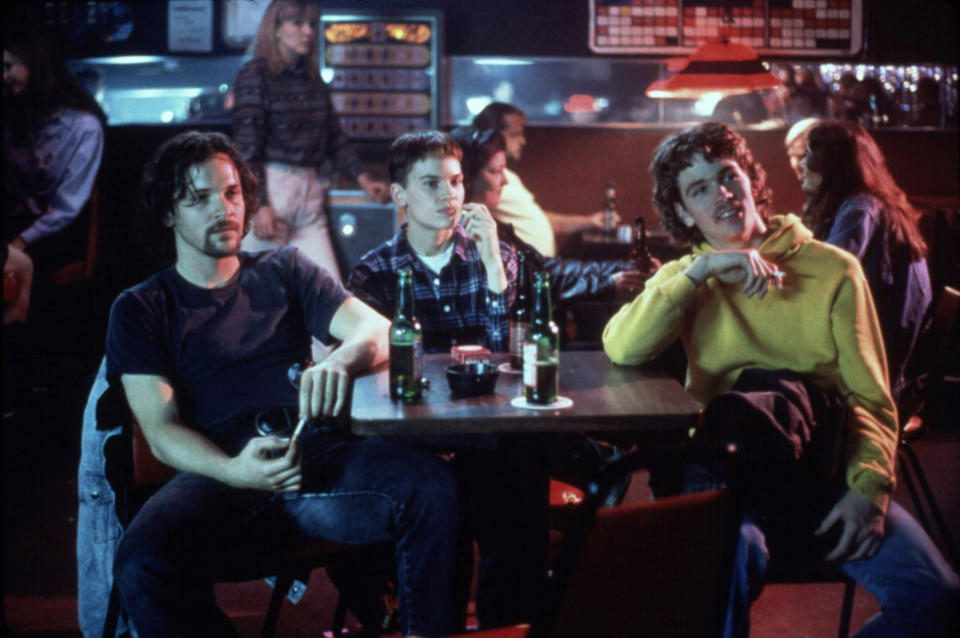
[{"left": 290, "top": 415, "right": 308, "bottom": 445}]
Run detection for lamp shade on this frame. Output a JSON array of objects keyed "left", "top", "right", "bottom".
[{"left": 646, "top": 39, "right": 782, "bottom": 99}]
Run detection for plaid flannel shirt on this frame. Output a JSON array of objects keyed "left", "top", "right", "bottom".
[{"left": 347, "top": 224, "right": 518, "bottom": 353}]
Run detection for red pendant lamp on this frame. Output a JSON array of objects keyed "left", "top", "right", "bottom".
[{"left": 646, "top": 38, "right": 782, "bottom": 99}]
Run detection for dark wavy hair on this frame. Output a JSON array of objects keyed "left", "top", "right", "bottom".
[
  {"left": 387, "top": 130, "right": 462, "bottom": 186},
  {"left": 448, "top": 126, "right": 506, "bottom": 202},
  {"left": 472, "top": 102, "right": 524, "bottom": 132},
  {"left": 4, "top": 29, "right": 107, "bottom": 146},
  {"left": 139, "top": 131, "right": 258, "bottom": 265},
  {"left": 650, "top": 122, "right": 773, "bottom": 245},
  {"left": 803, "top": 119, "right": 927, "bottom": 260}
]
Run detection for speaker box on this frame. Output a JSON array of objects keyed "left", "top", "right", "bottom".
[{"left": 327, "top": 189, "right": 398, "bottom": 277}]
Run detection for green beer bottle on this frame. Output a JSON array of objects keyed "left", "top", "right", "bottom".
[
  {"left": 389, "top": 268, "right": 423, "bottom": 402},
  {"left": 509, "top": 250, "right": 530, "bottom": 370},
  {"left": 523, "top": 271, "right": 559, "bottom": 404}
]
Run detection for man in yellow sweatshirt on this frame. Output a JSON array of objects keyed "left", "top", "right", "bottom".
[{"left": 603, "top": 122, "right": 958, "bottom": 637}]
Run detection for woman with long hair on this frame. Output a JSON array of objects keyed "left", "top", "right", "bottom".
[
  {"left": 4, "top": 29, "right": 105, "bottom": 264},
  {"left": 232, "top": 0, "right": 387, "bottom": 281},
  {"left": 800, "top": 119, "right": 932, "bottom": 400}
]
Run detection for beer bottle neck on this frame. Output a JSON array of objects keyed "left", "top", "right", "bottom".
[
  {"left": 530, "top": 276, "right": 552, "bottom": 325},
  {"left": 516, "top": 254, "right": 529, "bottom": 303},
  {"left": 395, "top": 273, "right": 415, "bottom": 321}
]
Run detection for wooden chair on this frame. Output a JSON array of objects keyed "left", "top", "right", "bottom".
[
  {"left": 103, "top": 419, "right": 392, "bottom": 638},
  {"left": 53, "top": 183, "right": 100, "bottom": 286},
  {"left": 449, "top": 451, "right": 739, "bottom": 638}
]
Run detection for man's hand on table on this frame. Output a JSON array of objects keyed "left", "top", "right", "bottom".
[{"left": 300, "top": 358, "right": 352, "bottom": 419}]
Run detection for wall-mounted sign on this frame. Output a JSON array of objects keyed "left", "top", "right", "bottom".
[
  {"left": 168, "top": 0, "right": 213, "bottom": 52},
  {"left": 221, "top": 0, "right": 270, "bottom": 49},
  {"left": 589, "top": 0, "right": 863, "bottom": 56}
]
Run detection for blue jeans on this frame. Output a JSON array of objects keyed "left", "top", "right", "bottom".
[
  {"left": 728, "top": 502, "right": 960, "bottom": 637},
  {"left": 114, "top": 435, "right": 468, "bottom": 638},
  {"left": 392, "top": 433, "right": 550, "bottom": 630}
]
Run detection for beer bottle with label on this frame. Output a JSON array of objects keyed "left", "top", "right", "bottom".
[
  {"left": 509, "top": 250, "right": 530, "bottom": 370},
  {"left": 389, "top": 268, "right": 423, "bottom": 402},
  {"left": 523, "top": 271, "right": 559, "bottom": 404}
]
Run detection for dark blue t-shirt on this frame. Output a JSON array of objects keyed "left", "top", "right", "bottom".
[{"left": 106, "top": 247, "right": 348, "bottom": 453}]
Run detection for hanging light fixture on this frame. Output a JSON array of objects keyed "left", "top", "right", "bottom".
[{"left": 645, "top": 37, "right": 782, "bottom": 99}]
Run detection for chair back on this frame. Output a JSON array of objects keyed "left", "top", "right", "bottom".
[
  {"left": 931, "top": 286, "right": 959, "bottom": 359},
  {"left": 532, "top": 449, "right": 737, "bottom": 638},
  {"left": 53, "top": 183, "right": 100, "bottom": 285},
  {"left": 131, "top": 421, "right": 177, "bottom": 487},
  {"left": 924, "top": 285, "right": 960, "bottom": 425}
]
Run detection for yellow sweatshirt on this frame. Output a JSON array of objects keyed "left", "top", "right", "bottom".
[{"left": 603, "top": 215, "right": 898, "bottom": 512}]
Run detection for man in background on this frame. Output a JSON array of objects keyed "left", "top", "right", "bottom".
[{"left": 472, "top": 102, "right": 617, "bottom": 257}]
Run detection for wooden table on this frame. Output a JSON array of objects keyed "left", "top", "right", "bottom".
[{"left": 350, "top": 351, "right": 700, "bottom": 436}]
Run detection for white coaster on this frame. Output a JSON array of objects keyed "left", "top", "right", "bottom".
[
  {"left": 497, "top": 362, "right": 523, "bottom": 375},
  {"left": 510, "top": 396, "right": 573, "bottom": 410}
]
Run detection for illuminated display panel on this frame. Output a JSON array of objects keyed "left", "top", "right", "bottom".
[
  {"left": 590, "top": 0, "right": 863, "bottom": 56},
  {"left": 321, "top": 11, "right": 441, "bottom": 141}
]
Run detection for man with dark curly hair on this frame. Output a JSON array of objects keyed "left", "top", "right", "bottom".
[
  {"left": 604, "top": 122, "right": 958, "bottom": 637},
  {"left": 101, "top": 130, "right": 467, "bottom": 638}
]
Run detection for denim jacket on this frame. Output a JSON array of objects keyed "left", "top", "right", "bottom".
[
  {"left": 76, "top": 361, "right": 308, "bottom": 636},
  {"left": 76, "top": 359, "right": 135, "bottom": 637},
  {"left": 825, "top": 193, "right": 932, "bottom": 399}
]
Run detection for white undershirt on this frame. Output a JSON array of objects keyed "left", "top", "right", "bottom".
[{"left": 413, "top": 241, "right": 455, "bottom": 274}]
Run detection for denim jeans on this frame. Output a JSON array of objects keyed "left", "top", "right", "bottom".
[
  {"left": 392, "top": 433, "right": 550, "bottom": 630},
  {"left": 728, "top": 502, "right": 960, "bottom": 638},
  {"left": 113, "top": 435, "right": 468, "bottom": 638}
]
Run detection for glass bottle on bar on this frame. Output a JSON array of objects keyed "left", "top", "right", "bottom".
[
  {"left": 602, "top": 182, "right": 617, "bottom": 238},
  {"left": 523, "top": 271, "right": 559, "bottom": 404},
  {"left": 632, "top": 215, "right": 654, "bottom": 274},
  {"left": 389, "top": 268, "right": 423, "bottom": 402},
  {"left": 509, "top": 250, "right": 530, "bottom": 370}
]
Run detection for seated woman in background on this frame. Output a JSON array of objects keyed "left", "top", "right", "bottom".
[
  {"left": 4, "top": 28, "right": 105, "bottom": 295},
  {"left": 800, "top": 119, "right": 932, "bottom": 401},
  {"left": 448, "top": 126, "right": 650, "bottom": 312}
]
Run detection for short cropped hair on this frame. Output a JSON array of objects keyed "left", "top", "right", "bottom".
[
  {"left": 387, "top": 130, "right": 462, "bottom": 186},
  {"left": 448, "top": 126, "right": 506, "bottom": 202},
  {"left": 140, "top": 130, "right": 258, "bottom": 265},
  {"left": 472, "top": 102, "right": 525, "bottom": 132},
  {"left": 650, "top": 122, "right": 772, "bottom": 245}
]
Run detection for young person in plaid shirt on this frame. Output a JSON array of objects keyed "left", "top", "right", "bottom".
[
  {"left": 348, "top": 131, "right": 518, "bottom": 353},
  {"left": 347, "top": 131, "right": 546, "bottom": 631}
]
